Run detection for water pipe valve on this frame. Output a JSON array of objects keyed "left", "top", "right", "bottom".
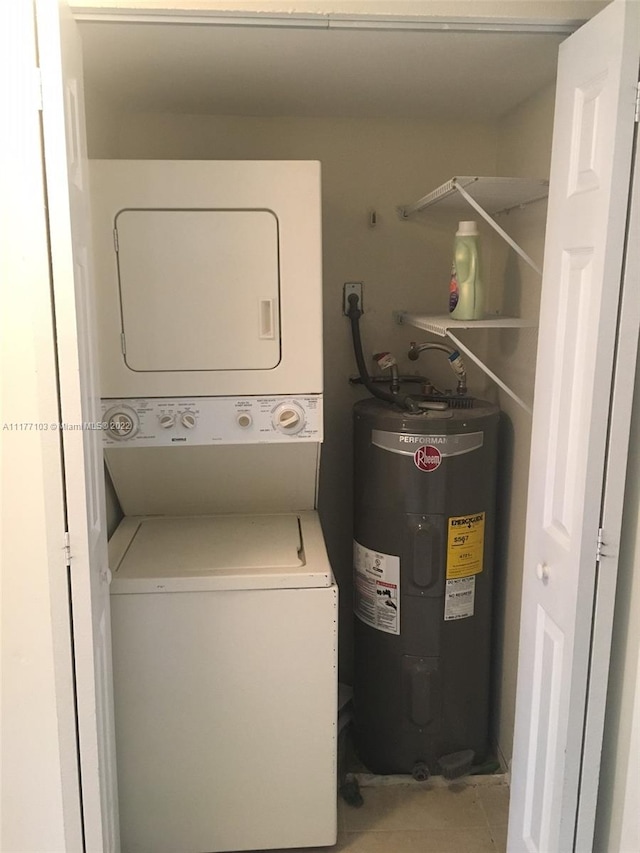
[
  {"left": 373, "top": 352, "right": 400, "bottom": 394},
  {"left": 373, "top": 351, "right": 397, "bottom": 371}
]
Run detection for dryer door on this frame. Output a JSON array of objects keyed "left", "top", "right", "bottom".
[
  {"left": 116, "top": 209, "right": 280, "bottom": 372},
  {"left": 91, "top": 160, "right": 323, "bottom": 399}
]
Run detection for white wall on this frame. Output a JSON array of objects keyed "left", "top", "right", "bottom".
[
  {"left": 84, "top": 88, "right": 120, "bottom": 158},
  {"left": 490, "top": 82, "right": 556, "bottom": 763}
]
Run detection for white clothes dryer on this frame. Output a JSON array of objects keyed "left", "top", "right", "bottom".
[{"left": 90, "top": 160, "right": 323, "bottom": 399}]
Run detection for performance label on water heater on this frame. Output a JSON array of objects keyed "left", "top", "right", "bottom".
[
  {"left": 446, "top": 512, "right": 485, "bottom": 579},
  {"left": 353, "top": 541, "right": 400, "bottom": 635}
]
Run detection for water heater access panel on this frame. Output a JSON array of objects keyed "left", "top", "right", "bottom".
[{"left": 90, "top": 160, "right": 323, "bottom": 399}]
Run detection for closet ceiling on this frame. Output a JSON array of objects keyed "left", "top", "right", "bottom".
[{"left": 79, "top": 21, "right": 566, "bottom": 120}]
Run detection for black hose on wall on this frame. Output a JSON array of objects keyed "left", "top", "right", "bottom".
[{"left": 347, "top": 294, "right": 419, "bottom": 413}]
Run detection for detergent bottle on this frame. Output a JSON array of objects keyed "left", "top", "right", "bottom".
[{"left": 449, "top": 220, "right": 484, "bottom": 320}]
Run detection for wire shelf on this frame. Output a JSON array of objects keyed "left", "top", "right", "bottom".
[
  {"left": 394, "top": 311, "right": 536, "bottom": 337},
  {"left": 399, "top": 176, "right": 549, "bottom": 219}
]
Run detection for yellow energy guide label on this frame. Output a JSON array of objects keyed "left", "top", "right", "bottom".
[{"left": 446, "top": 512, "right": 485, "bottom": 579}]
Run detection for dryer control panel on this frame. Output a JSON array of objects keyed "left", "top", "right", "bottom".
[{"left": 101, "top": 396, "right": 323, "bottom": 447}]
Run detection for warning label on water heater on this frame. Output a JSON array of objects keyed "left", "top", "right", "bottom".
[
  {"left": 353, "top": 541, "right": 400, "bottom": 635},
  {"left": 444, "top": 577, "right": 476, "bottom": 621},
  {"left": 446, "top": 512, "right": 485, "bottom": 579}
]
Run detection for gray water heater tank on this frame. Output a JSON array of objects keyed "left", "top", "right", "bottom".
[{"left": 352, "top": 397, "right": 499, "bottom": 777}]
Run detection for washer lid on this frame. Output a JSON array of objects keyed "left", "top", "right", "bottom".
[{"left": 109, "top": 513, "right": 332, "bottom": 592}]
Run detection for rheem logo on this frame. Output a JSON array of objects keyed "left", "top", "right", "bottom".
[{"left": 414, "top": 445, "right": 442, "bottom": 472}]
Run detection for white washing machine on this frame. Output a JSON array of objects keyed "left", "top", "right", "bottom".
[{"left": 92, "top": 161, "right": 337, "bottom": 853}]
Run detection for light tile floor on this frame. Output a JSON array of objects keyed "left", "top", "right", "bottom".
[{"left": 255, "top": 782, "right": 509, "bottom": 853}]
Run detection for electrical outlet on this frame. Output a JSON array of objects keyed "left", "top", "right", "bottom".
[{"left": 343, "top": 281, "right": 363, "bottom": 315}]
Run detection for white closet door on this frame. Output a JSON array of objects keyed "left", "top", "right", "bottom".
[
  {"left": 36, "top": 1, "right": 119, "bottom": 850},
  {"left": 508, "top": 2, "right": 640, "bottom": 852},
  {"left": 2, "top": 3, "right": 83, "bottom": 849}
]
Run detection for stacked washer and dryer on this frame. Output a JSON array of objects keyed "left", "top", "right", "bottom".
[{"left": 91, "top": 161, "right": 337, "bottom": 853}]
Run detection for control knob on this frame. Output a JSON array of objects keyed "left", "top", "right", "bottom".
[
  {"left": 273, "top": 402, "right": 306, "bottom": 435},
  {"left": 181, "top": 412, "right": 197, "bottom": 429},
  {"left": 104, "top": 405, "right": 139, "bottom": 441}
]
